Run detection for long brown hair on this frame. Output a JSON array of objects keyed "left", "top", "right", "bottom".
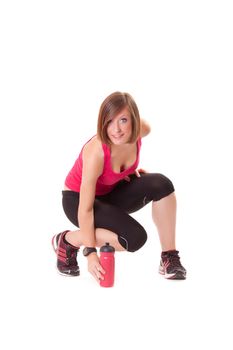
[{"left": 97, "top": 91, "right": 141, "bottom": 144}]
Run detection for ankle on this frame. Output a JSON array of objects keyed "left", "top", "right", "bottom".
[
  {"left": 162, "top": 249, "right": 177, "bottom": 254},
  {"left": 65, "top": 230, "right": 82, "bottom": 248}
]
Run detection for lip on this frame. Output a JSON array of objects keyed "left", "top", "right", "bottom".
[{"left": 112, "top": 134, "right": 124, "bottom": 139}]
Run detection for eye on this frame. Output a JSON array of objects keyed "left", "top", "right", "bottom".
[{"left": 120, "top": 117, "right": 128, "bottom": 123}]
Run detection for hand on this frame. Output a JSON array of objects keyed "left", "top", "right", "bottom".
[
  {"left": 134, "top": 168, "right": 147, "bottom": 177},
  {"left": 87, "top": 253, "right": 105, "bottom": 283},
  {"left": 124, "top": 168, "right": 148, "bottom": 182}
]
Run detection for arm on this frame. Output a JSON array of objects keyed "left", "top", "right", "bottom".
[
  {"left": 78, "top": 139, "right": 106, "bottom": 282},
  {"left": 78, "top": 139, "right": 104, "bottom": 247},
  {"left": 131, "top": 119, "right": 150, "bottom": 178},
  {"left": 140, "top": 118, "right": 151, "bottom": 138}
]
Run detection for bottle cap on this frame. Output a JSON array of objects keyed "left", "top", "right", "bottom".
[{"left": 100, "top": 242, "right": 115, "bottom": 253}]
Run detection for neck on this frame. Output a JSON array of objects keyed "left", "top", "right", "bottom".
[{"left": 110, "top": 142, "right": 132, "bottom": 152}]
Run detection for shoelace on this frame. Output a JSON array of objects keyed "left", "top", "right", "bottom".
[
  {"left": 66, "top": 247, "right": 78, "bottom": 264},
  {"left": 163, "top": 252, "right": 182, "bottom": 268}
]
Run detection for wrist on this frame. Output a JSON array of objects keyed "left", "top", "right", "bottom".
[
  {"left": 87, "top": 252, "right": 98, "bottom": 259},
  {"left": 83, "top": 247, "right": 97, "bottom": 257}
]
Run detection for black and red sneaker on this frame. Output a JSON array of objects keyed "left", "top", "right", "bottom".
[
  {"left": 159, "top": 250, "right": 186, "bottom": 280},
  {"left": 52, "top": 230, "right": 80, "bottom": 276}
]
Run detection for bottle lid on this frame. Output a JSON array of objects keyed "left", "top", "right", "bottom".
[{"left": 100, "top": 242, "right": 115, "bottom": 253}]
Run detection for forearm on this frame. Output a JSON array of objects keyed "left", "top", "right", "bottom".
[{"left": 78, "top": 209, "right": 96, "bottom": 247}]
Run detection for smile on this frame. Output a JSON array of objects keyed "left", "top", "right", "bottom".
[{"left": 112, "top": 134, "right": 124, "bottom": 139}]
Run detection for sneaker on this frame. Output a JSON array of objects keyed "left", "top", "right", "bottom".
[
  {"left": 159, "top": 250, "right": 186, "bottom": 280},
  {"left": 52, "top": 230, "right": 80, "bottom": 276}
]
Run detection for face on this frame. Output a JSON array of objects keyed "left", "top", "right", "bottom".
[{"left": 106, "top": 107, "right": 132, "bottom": 145}]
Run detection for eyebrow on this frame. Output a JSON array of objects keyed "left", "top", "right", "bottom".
[
  {"left": 111, "top": 112, "right": 130, "bottom": 122},
  {"left": 118, "top": 114, "right": 129, "bottom": 119}
]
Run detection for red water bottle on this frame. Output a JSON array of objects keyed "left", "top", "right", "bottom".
[{"left": 100, "top": 242, "right": 115, "bottom": 287}]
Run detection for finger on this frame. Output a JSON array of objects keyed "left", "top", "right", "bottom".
[
  {"left": 124, "top": 176, "right": 130, "bottom": 182},
  {"left": 97, "top": 265, "right": 105, "bottom": 275},
  {"left": 92, "top": 268, "right": 104, "bottom": 282},
  {"left": 91, "top": 270, "right": 101, "bottom": 283},
  {"left": 138, "top": 168, "right": 147, "bottom": 173},
  {"left": 95, "top": 266, "right": 105, "bottom": 280},
  {"left": 135, "top": 169, "right": 141, "bottom": 177}
]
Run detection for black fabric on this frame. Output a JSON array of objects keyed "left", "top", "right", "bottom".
[{"left": 62, "top": 173, "right": 175, "bottom": 252}]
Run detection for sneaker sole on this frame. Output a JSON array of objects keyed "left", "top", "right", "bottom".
[
  {"left": 58, "top": 270, "right": 80, "bottom": 277},
  {"left": 159, "top": 267, "right": 186, "bottom": 280}
]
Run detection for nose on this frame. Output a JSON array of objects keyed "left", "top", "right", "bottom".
[{"left": 113, "top": 121, "right": 121, "bottom": 133}]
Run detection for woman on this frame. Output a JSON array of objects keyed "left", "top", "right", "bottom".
[{"left": 52, "top": 91, "right": 186, "bottom": 282}]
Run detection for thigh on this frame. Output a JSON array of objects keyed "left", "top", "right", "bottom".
[
  {"left": 62, "top": 190, "right": 147, "bottom": 252},
  {"left": 93, "top": 198, "right": 147, "bottom": 252},
  {"left": 62, "top": 190, "right": 80, "bottom": 226},
  {"left": 105, "top": 172, "right": 175, "bottom": 213}
]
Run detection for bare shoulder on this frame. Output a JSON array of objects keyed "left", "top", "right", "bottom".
[
  {"left": 82, "top": 136, "right": 104, "bottom": 177},
  {"left": 140, "top": 119, "right": 151, "bottom": 138},
  {"left": 83, "top": 136, "right": 103, "bottom": 158}
]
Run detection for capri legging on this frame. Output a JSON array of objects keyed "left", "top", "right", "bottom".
[{"left": 62, "top": 173, "right": 175, "bottom": 252}]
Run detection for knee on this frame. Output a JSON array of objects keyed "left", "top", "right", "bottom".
[
  {"left": 151, "top": 173, "right": 175, "bottom": 201},
  {"left": 119, "top": 225, "right": 147, "bottom": 252}
]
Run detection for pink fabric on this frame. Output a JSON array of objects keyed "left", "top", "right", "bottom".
[{"left": 65, "top": 136, "right": 142, "bottom": 195}]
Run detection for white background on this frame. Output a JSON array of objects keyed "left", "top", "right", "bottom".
[{"left": 1, "top": 1, "right": 233, "bottom": 349}]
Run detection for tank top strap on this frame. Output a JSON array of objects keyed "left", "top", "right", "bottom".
[
  {"left": 102, "top": 143, "right": 110, "bottom": 157},
  {"left": 101, "top": 142, "right": 111, "bottom": 168},
  {"left": 137, "top": 137, "right": 142, "bottom": 149}
]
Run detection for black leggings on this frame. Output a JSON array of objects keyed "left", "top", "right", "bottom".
[{"left": 62, "top": 173, "right": 175, "bottom": 252}]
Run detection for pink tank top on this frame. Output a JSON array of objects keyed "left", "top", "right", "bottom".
[{"left": 65, "top": 136, "right": 142, "bottom": 195}]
